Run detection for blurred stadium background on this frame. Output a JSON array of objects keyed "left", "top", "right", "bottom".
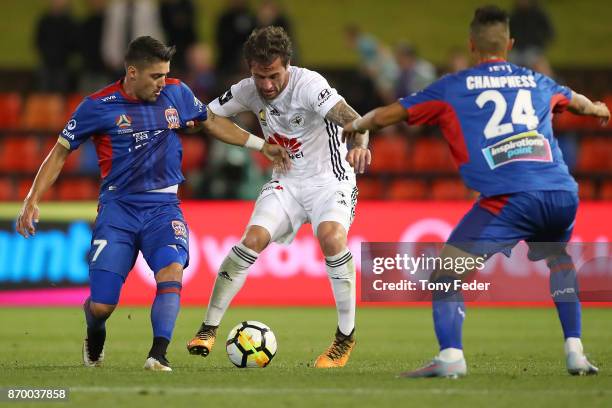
[{"left": 0, "top": 0, "right": 611, "bottom": 305}]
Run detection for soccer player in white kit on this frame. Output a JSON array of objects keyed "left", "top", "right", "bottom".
[{"left": 187, "top": 26, "right": 371, "bottom": 368}]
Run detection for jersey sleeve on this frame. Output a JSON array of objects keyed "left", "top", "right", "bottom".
[
  {"left": 208, "top": 79, "right": 251, "bottom": 117},
  {"left": 302, "top": 72, "right": 344, "bottom": 117},
  {"left": 178, "top": 82, "right": 207, "bottom": 123},
  {"left": 537, "top": 73, "right": 573, "bottom": 114},
  {"left": 398, "top": 78, "right": 448, "bottom": 126},
  {"left": 57, "top": 98, "right": 100, "bottom": 151}
]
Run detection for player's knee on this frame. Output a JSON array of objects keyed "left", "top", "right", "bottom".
[
  {"left": 89, "top": 302, "right": 116, "bottom": 319},
  {"left": 242, "top": 226, "right": 270, "bottom": 253},
  {"left": 155, "top": 263, "right": 184, "bottom": 283},
  {"left": 317, "top": 223, "right": 347, "bottom": 256},
  {"left": 149, "top": 245, "right": 188, "bottom": 282}
]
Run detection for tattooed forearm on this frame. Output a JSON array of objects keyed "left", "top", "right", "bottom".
[{"left": 325, "top": 100, "right": 361, "bottom": 127}]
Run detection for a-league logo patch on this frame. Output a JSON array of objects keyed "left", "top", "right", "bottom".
[
  {"left": 172, "top": 220, "right": 187, "bottom": 238},
  {"left": 116, "top": 114, "right": 132, "bottom": 128},
  {"left": 165, "top": 107, "right": 181, "bottom": 129}
]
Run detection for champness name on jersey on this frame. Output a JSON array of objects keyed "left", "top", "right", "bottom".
[
  {"left": 58, "top": 79, "right": 207, "bottom": 202},
  {"left": 208, "top": 65, "right": 355, "bottom": 184},
  {"left": 400, "top": 60, "right": 577, "bottom": 197}
]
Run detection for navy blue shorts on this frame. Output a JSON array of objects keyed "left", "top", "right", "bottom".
[
  {"left": 88, "top": 193, "right": 189, "bottom": 278},
  {"left": 447, "top": 190, "right": 578, "bottom": 261}
]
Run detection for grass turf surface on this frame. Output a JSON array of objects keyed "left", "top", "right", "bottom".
[{"left": 0, "top": 306, "right": 610, "bottom": 407}]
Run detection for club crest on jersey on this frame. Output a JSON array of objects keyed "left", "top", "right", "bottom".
[
  {"left": 165, "top": 108, "right": 181, "bottom": 129},
  {"left": 172, "top": 220, "right": 188, "bottom": 240},
  {"left": 268, "top": 133, "right": 303, "bottom": 159},
  {"left": 289, "top": 114, "right": 305, "bottom": 128},
  {"left": 258, "top": 109, "right": 268, "bottom": 126},
  {"left": 482, "top": 130, "right": 552, "bottom": 169},
  {"left": 116, "top": 114, "right": 132, "bottom": 128}
]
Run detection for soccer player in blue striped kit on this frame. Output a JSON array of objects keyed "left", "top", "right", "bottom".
[
  {"left": 343, "top": 6, "right": 609, "bottom": 377},
  {"left": 16, "top": 36, "right": 289, "bottom": 371}
]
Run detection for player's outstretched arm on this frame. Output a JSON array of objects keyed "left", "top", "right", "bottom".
[
  {"left": 567, "top": 92, "right": 610, "bottom": 126},
  {"left": 16, "top": 142, "right": 71, "bottom": 238},
  {"left": 325, "top": 100, "right": 371, "bottom": 174},
  {"left": 191, "top": 107, "right": 291, "bottom": 172},
  {"left": 344, "top": 101, "right": 408, "bottom": 135}
]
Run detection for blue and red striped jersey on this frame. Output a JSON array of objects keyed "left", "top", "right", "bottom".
[
  {"left": 59, "top": 78, "right": 207, "bottom": 202},
  {"left": 399, "top": 60, "right": 577, "bottom": 197}
]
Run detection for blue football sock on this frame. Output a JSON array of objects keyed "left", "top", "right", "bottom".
[
  {"left": 432, "top": 276, "right": 465, "bottom": 350},
  {"left": 151, "top": 281, "right": 182, "bottom": 341},
  {"left": 548, "top": 255, "right": 581, "bottom": 339}
]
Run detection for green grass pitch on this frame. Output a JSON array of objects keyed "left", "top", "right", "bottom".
[{"left": 0, "top": 306, "right": 610, "bottom": 407}]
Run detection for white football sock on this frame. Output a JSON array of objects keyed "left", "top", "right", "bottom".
[
  {"left": 564, "top": 337, "right": 583, "bottom": 355},
  {"left": 438, "top": 348, "right": 464, "bottom": 362},
  {"left": 325, "top": 248, "right": 356, "bottom": 336},
  {"left": 204, "top": 243, "right": 258, "bottom": 326}
]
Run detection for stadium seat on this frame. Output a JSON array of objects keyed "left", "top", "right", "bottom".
[
  {"left": 42, "top": 136, "right": 80, "bottom": 172},
  {"left": 369, "top": 133, "right": 411, "bottom": 173},
  {"left": 601, "top": 181, "right": 612, "bottom": 200},
  {"left": 411, "top": 137, "right": 456, "bottom": 172},
  {"left": 431, "top": 179, "right": 470, "bottom": 200},
  {"left": 388, "top": 179, "right": 428, "bottom": 200},
  {"left": 0, "top": 177, "right": 14, "bottom": 201},
  {"left": 0, "top": 135, "right": 40, "bottom": 172},
  {"left": 552, "top": 111, "right": 588, "bottom": 131},
  {"left": 57, "top": 178, "right": 99, "bottom": 200},
  {"left": 21, "top": 94, "right": 66, "bottom": 130},
  {"left": 577, "top": 179, "right": 595, "bottom": 200},
  {"left": 576, "top": 137, "right": 612, "bottom": 171},
  {"left": 0, "top": 93, "right": 22, "bottom": 129},
  {"left": 356, "top": 178, "right": 384, "bottom": 200},
  {"left": 181, "top": 136, "right": 207, "bottom": 171},
  {"left": 63, "top": 93, "right": 84, "bottom": 123}
]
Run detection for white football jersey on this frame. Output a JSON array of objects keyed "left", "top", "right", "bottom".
[{"left": 208, "top": 65, "right": 355, "bottom": 184}]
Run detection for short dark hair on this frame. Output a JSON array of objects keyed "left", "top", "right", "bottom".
[
  {"left": 469, "top": 5, "right": 510, "bottom": 54},
  {"left": 125, "top": 36, "right": 176, "bottom": 68},
  {"left": 243, "top": 26, "right": 293, "bottom": 67},
  {"left": 470, "top": 5, "right": 509, "bottom": 31}
]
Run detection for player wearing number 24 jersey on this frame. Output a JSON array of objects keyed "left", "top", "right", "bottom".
[{"left": 344, "top": 5, "right": 609, "bottom": 378}]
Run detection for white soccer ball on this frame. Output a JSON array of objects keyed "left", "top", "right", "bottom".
[{"left": 226, "top": 321, "right": 277, "bottom": 368}]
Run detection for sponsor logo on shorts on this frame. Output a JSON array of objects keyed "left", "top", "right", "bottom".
[
  {"left": 165, "top": 107, "right": 181, "bottom": 129},
  {"left": 481, "top": 131, "right": 552, "bottom": 169},
  {"left": 172, "top": 220, "right": 188, "bottom": 239},
  {"left": 67, "top": 119, "right": 77, "bottom": 130}
]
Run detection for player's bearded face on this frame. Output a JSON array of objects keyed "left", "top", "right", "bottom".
[
  {"left": 132, "top": 61, "right": 171, "bottom": 102},
  {"left": 251, "top": 57, "right": 290, "bottom": 100}
]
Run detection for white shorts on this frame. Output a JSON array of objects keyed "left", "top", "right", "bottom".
[{"left": 247, "top": 179, "right": 358, "bottom": 244}]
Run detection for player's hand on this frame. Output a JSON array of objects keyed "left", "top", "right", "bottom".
[
  {"left": 346, "top": 146, "right": 372, "bottom": 174},
  {"left": 16, "top": 199, "right": 40, "bottom": 238},
  {"left": 594, "top": 101, "right": 610, "bottom": 126},
  {"left": 262, "top": 143, "right": 291, "bottom": 174}
]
